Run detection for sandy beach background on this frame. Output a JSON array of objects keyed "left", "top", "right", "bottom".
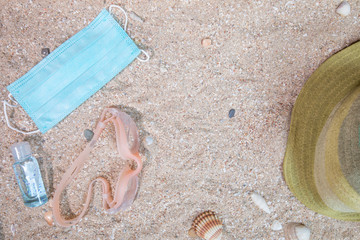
[{"left": 1, "top": 0, "right": 360, "bottom": 239}]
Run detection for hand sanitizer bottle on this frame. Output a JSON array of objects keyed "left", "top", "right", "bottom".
[{"left": 10, "top": 142, "right": 48, "bottom": 207}]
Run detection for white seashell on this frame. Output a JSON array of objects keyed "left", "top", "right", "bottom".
[
  {"left": 189, "top": 211, "right": 223, "bottom": 240},
  {"left": 336, "top": 1, "right": 350, "bottom": 16},
  {"left": 129, "top": 12, "right": 144, "bottom": 23},
  {"left": 284, "top": 223, "right": 311, "bottom": 240},
  {"left": 250, "top": 192, "right": 271, "bottom": 214},
  {"left": 271, "top": 220, "right": 282, "bottom": 231},
  {"left": 295, "top": 225, "right": 311, "bottom": 240},
  {"left": 160, "top": 66, "right": 168, "bottom": 73},
  {"left": 10, "top": 224, "right": 16, "bottom": 236}
]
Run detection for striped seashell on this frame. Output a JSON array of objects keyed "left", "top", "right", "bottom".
[{"left": 188, "top": 210, "right": 223, "bottom": 240}]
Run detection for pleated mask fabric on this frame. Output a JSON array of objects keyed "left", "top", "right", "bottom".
[
  {"left": 6, "top": 9, "right": 141, "bottom": 133},
  {"left": 283, "top": 41, "right": 360, "bottom": 221}
]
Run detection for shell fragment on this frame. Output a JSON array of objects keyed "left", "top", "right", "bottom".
[{"left": 251, "top": 192, "right": 271, "bottom": 214}]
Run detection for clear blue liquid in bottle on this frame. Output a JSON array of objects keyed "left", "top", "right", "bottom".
[{"left": 11, "top": 142, "right": 48, "bottom": 207}]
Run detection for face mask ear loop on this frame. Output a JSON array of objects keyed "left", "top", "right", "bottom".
[
  {"left": 137, "top": 49, "right": 150, "bottom": 62},
  {"left": 3, "top": 94, "right": 40, "bottom": 135},
  {"left": 109, "top": 5, "right": 128, "bottom": 31},
  {"left": 109, "top": 5, "right": 150, "bottom": 63}
]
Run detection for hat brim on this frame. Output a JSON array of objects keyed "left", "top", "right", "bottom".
[{"left": 283, "top": 41, "right": 360, "bottom": 221}]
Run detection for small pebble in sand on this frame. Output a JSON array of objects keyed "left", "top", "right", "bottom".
[
  {"left": 145, "top": 136, "right": 154, "bottom": 146},
  {"left": 160, "top": 66, "right": 168, "bottom": 73},
  {"left": 201, "top": 38, "right": 212, "bottom": 47},
  {"left": 228, "top": 109, "right": 235, "bottom": 118},
  {"left": 41, "top": 48, "right": 50, "bottom": 58},
  {"left": 336, "top": 1, "right": 350, "bottom": 16},
  {"left": 44, "top": 211, "right": 54, "bottom": 226},
  {"left": 84, "top": 129, "right": 94, "bottom": 142},
  {"left": 271, "top": 220, "right": 282, "bottom": 231}
]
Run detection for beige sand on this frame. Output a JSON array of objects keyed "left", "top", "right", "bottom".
[{"left": 1, "top": 0, "right": 360, "bottom": 239}]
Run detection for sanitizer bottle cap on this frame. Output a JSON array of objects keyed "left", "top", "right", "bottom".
[{"left": 10, "top": 141, "right": 32, "bottom": 161}]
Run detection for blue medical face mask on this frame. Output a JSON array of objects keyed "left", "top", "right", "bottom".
[{"left": 4, "top": 6, "right": 148, "bottom": 134}]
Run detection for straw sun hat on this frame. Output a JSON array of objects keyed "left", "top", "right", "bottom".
[{"left": 283, "top": 41, "right": 360, "bottom": 221}]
